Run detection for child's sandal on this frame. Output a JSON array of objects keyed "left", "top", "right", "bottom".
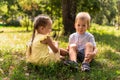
[
  {"left": 81, "top": 62, "right": 90, "bottom": 72},
  {"left": 64, "top": 60, "right": 79, "bottom": 70}
]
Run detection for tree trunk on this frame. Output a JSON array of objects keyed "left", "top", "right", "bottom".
[
  {"left": 61, "top": 0, "right": 77, "bottom": 35},
  {"left": 118, "top": 0, "right": 120, "bottom": 30}
]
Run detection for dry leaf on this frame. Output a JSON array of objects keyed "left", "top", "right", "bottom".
[
  {"left": 9, "top": 66, "right": 15, "bottom": 76},
  {"left": 2, "top": 77, "right": 10, "bottom": 80},
  {"left": 23, "top": 66, "right": 28, "bottom": 71},
  {"left": 0, "top": 58, "right": 4, "bottom": 61},
  {"left": 0, "top": 68, "right": 4, "bottom": 74},
  {"left": 25, "top": 72, "right": 29, "bottom": 76}
]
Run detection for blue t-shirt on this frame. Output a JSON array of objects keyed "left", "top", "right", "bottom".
[{"left": 69, "top": 32, "right": 96, "bottom": 51}]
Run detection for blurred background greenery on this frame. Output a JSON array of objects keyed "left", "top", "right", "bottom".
[
  {"left": 0, "top": 0, "right": 119, "bottom": 34},
  {"left": 0, "top": 0, "right": 120, "bottom": 80}
]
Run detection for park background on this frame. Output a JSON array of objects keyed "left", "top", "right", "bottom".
[{"left": 0, "top": 0, "right": 120, "bottom": 80}]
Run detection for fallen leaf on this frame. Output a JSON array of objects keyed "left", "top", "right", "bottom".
[
  {"left": 23, "top": 66, "right": 28, "bottom": 71},
  {"left": 0, "top": 68, "right": 4, "bottom": 74},
  {"left": 9, "top": 66, "right": 15, "bottom": 76},
  {"left": 9, "top": 66, "right": 15, "bottom": 70},
  {"left": 0, "top": 58, "right": 4, "bottom": 61},
  {"left": 2, "top": 77, "right": 10, "bottom": 80},
  {"left": 25, "top": 73, "right": 29, "bottom": 76}
]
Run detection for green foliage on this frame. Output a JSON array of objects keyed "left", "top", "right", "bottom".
[
  {"left": 18, "top": 0, "right": 40, "bottom": 16},
  {"left": 77, "top": 0, "right": 101, "bottom": 16},
  {"left": 3, "top": 14, "right": 21, "bottom": 26},
  {"left": 0, "top": 4, "right": 7, "bottom": 15},
  {"left": 20, "top": 17, "right": 32, "bottom": 27},
  {"left": 6, "top": 19, "right": 20, "bottom": 26},
  {"left": 0, "top": 0, "right": 120, "bottom": 79},
  {"left": 20, "top": 16, "right": 33, "bottom": 31},
  {"left": 116, "top": 0, "right": 120, "bottom": 26},
  {"left": 52, "top": 18, "right": 64, "bottom": 36},
  {"left": 93, "top": 0, "right": 117, "bottom": 25},
  {"left": 0, "top": 0, "right": 118, "bottom": 27}
]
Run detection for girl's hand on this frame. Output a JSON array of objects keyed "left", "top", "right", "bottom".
[{"left": 53, "top": 41, "right": 59, "bottom": 48}]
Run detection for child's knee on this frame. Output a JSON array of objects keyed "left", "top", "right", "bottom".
[
  {"left": 85, "top": 42, "right": 93, "bottom": 48},
  {"left": 85, "top": 42, "right": 94, "bottom": 53},
  {"left": 69, "top": 44, "right": 77, "bottom": 50}
]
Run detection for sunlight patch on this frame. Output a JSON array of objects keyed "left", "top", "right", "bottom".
[{"left": 116, "top": 70, "right": 120, "bottom": 74}]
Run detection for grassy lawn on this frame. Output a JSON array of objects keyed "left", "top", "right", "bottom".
[{"left": 0, "top": 24, "right": 120, "bottom": 80}]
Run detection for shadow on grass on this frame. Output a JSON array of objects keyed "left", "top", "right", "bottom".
[
  {"left": 98, "top": 49, "right": 120, "bottom": 65},
  {"left": 0, "top": 30, "right": 32, "bottom": 33},
  {"left": 93, "top": 32, "right": 120, "bottom": 52},
  {"left": 26, "top": 62, "right": 78, "bottom": 80},
  {"left": 8, "top": 56, "right": 119, "bottom": 80}
]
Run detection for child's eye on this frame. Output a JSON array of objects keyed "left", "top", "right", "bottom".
[
  {"left": 82, "top": 25, "right": 85, "bottom": 27},
  {"left": 78, "top": 24, "right": 80, "bottom": 26}
]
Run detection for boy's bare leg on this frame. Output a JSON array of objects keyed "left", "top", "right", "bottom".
[
  {"left": 69, "top": 45, "right": 77, "bottom": 62},
  {"left": 81, "top": 42, "right": 95, "bottom": 71},
  {"left": 83, "top": 42, "right": 95, "bottom": 63},
  {"left": 63, "top": 45, "right": 79, "bottom": 70}
]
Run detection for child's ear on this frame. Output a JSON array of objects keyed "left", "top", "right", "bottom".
[
  {"left": 40, "top": 26, "right": 44, "bottom": 30},
  {"left": 74, "top": 23, "right": 76, "bottom": 28}
]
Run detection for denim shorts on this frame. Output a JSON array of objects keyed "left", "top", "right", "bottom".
[{"left": 77, "top": 49, "right": 85, "bottom": 62}]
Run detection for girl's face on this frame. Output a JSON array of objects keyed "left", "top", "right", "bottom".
[
  {"left": 75, "top": 19, "right": 88, "bottom": 34},
  {"left": 37, "top": 21, "right": 52, "bottom": 35}
]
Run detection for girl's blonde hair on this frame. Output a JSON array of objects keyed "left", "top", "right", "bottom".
[
  {"left": 30, "top": 15, "right": 52, "bottom": 54},
  {"left": 75, "top": 12, "right": 91, "bottom": 29}
]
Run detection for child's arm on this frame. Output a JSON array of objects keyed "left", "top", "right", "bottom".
[
  {"left": 60, "top": 48, "right": 69, "bottom": 56},
  {"left": 41, "top": 36, "right": 68, "bottom": 55},
  {"left": 41, "top": 36, "right": 58, "bottom": 53}
]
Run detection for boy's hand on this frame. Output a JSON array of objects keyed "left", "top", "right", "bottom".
[{"left": 86, "top": 52, "right": 96, "bottom": 59}]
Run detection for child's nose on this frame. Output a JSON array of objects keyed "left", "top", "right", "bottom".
[
  {"left": 79, "top": 26, "right": 82, "bottom": 28},
  {"left": 49, "top": 29, "right": 52, "bottom": 32}
]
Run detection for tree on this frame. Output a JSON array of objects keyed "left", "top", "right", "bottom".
[
  {"left": 93, "top": 0, "right": 117, "bottom": 25},
  {"left": 61, "top": 0, "right": 77, "bottom": 35},
  {"left": 0, "top": 0, "right": 22, "bottom": 26},
  {"left": 61, "top": 0, "right": 101, "bottom": 35},
  {"left": 116, "top": 0, "right": 120, "bottom": 29},
  {"left": 77, "top": 0, "right": 100, "bottom": 18},
  {"left": 18, "top": 0, "right": 41, "bottom": 18}
]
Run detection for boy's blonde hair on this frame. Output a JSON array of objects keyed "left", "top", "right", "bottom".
[{"left": 75, "top": 12, "right": 91, "bottom": 29}]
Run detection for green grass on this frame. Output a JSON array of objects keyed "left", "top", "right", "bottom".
[{"left": 0, "top": 24, "right": 120, "bottom": 80}]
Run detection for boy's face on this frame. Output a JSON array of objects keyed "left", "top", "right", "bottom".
[{"left": 75, "top": 19, "right": 88, "bottom": 34}]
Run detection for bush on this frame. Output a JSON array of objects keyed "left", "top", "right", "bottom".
[
  {"left": 52, "top": 18, "right": 64, "bottom": 36},
  {"left": 6, "top": 19, "right": 20, "bottom": 27},
  {"left": 20, "top": 17, "right": 33, "bottom": 28}
]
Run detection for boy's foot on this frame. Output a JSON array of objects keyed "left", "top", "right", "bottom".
[
  {"left": 81, "top": 62, "right": 90, "bottom": 72},
  {"left": 64, "top": 60, "right": 79, "bottom": 70}
]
